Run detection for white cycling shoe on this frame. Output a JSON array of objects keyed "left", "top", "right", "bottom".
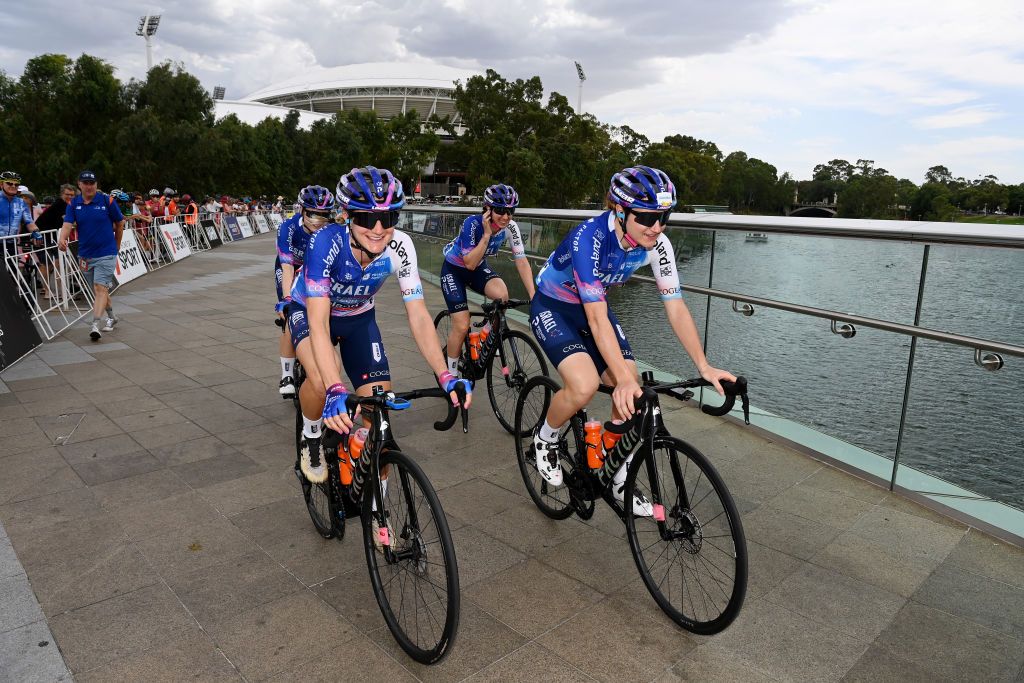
[
  {"left": 300, "top": 438, "right": 327, "bottom": 484},
  {"left": 612, "top": 481, "right": 654, "bottom": 517},
  {"left": 533, "top": 434, "right": 563, "bottom": 486}
]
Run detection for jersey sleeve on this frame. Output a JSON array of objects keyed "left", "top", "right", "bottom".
[
  {"left": 456, "top": 215, "right": 479, "bottom": 258},
  {"left": 506, "top": 221, "right": 526, "bottom": 259},
  {"left": 276, "top": 221, "right": 293, "bottom": 265},
  {"left": 571, "top": 221, "right": 607, "bottom": 304},
  {"left": 649, "top": 234, "right": 683, "bottom": 300},
  {"left": 303, "top": 227, "right": 338, "bottom": 298},
  {"left": 63, "top": 202, "right": 75, "bottom": 224},
  {"left": 390, "top": 231, "right": 424, "bottom": 303},
  {"left": 21, "top": 201, "right": 34, "bottom": 226}
]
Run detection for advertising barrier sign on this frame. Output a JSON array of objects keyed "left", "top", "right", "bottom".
[
  {"left": 113, "top": 230, "right": 148, "bottom": 285},
  {"left": 201, "top": 219, "right": 222, "bottom": 248},
  {"left": 237, "top": 215, "right": 255, "bottom": 238},
  {"left": 269, "top": 213, "right": 283, "bottom": 229},
  {"left": 224, "top": 215, "right": 243, "bottom": 241},
  {"left": 0, "top": 276, "right": 43, "bottom": 371},
  {"left": 253, "top": 214, "right": 271, "bottom": 234},
  {"left": 160, "top": 222, "right": 194, "bottom": 261}
]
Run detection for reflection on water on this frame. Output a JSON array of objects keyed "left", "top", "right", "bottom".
[{"left": 407, "top": 216, "right": 1024, "bottom": 510}]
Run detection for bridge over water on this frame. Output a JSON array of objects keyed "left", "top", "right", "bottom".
[{"left": 1, "top": 233, "right": 1022, "bottom": 681}]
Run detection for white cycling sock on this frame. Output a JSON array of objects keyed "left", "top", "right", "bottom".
[
  {"left": 302, "top": 416, "right": 322, "bottom": 439},
  {"left": 446, "top": 356, "right": 458, "bottom": 374},
  {"left": 539, "top": 419, "right": 560, "bottom": 442},
  {"left": 613, "top": 454, "right": 634, "bottom": 487},
  {"left": 281, "top": 357, "right": 294, "bottom": 378},
  {"left": 371, "top": 478, "right": 388, "bottom": 512}
]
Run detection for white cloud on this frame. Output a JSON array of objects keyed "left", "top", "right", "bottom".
[{"left": 915, "top": 105, "right": 1003, "bottom": 130}]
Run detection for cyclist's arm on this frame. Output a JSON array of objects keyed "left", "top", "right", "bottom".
[
  {"left": 279, "top": 263, "right": 295, "bottom": 302},
  {"left": 514, "top": 258, "right": 535, "bottom": 299},
  {"left": 507, "top": 221, "right": 535, "bottom": 298},
  {"left": 461, "top": 216, "right": 492, "bottom": 271},
  {"left": 583, "top": 299, "right": 634, "bottom": 385},
  {"left": 114, "top": 220, "right": 124, "bottom": 249},
  {"left": 663, "top": 299, "right": 735, "bottom": 395}
]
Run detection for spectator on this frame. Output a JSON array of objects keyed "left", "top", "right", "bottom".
[
  {"left": 273, "top": 195, "right": 284, "bottom": 212},
  {"left": 162, "top": 188, "right": 178, "bottom": 216},
  {"left": 1, "top": 170, "right": 42, "bottom": 265},
  {"left": 19, "top": 186, "right": 43, "bottom": 221},
  {"left": 128, "top": 192, "right": 156, "bottom": 261},
  {"left": 146, "top": 188, "right": 164, "bottom": 219},
  {"left": 202, "top": 195, "right": 220, "bottom": 215},
  {"left": 58, "top": 171, "right": 125, "bottom": 341},
  {"left": 182, "top": 193, "right": 198, "bottom": 227}
]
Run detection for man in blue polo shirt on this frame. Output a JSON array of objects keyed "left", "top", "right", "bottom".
[{"left": 58, "top": 171, "right": 125, "bottom": 341}]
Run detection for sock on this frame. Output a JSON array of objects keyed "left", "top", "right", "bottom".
[
  {"left": 446, "top": 356, "right": 458, "bottom": 374},
  {"left": 281, "top": 357, "right": 294, "bottom": 378},
  {"left": 105, "top": 306, "right": 114, "bottom": 318},
  {"left": 613, "top": 454, "right": 634, "bottom": 487},
  {"left": 540, "top": 419, "right": 560, "bottom": 442},
  {"left": 302, "top": 416, "right": 322, "bottom": 439},
  {"left": 371, "top": 478, "right": 388, "bottom": 512},
  {"left": 92, "top": 317, "right": 101, "bottom": 325}
]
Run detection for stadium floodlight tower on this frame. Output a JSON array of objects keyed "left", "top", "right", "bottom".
[
  {"left": 574, "top": 61, "right": 587, "bottom": 114},
  {"left": 136, "top": 14, "right": 162, "bottom": 71}
]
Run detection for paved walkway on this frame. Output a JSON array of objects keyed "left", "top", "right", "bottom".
[{"left": 1, "top": 234, "right": 1023, "bottom": 682}]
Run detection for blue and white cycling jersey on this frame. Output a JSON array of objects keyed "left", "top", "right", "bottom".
[
  {"left": 443, "top": 214, "right": 526, "bottom": 268},
  {"left": 275, "top": 213, "right": 314, "bottom": 268},
  {"left": 292, "top": 223, "right": 424, "bottom": 317},
  {"left": 535, "top": 210, "right": 682, "bottom": 305},
  {"left": 0, "top": 194, "right": 33, "bottom": 238}
]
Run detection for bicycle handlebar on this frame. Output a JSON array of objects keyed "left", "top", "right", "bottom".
[
  {"left": 342, "top": 384, "right": 469, "bottom": 433},
  {"left": 597, "top": 376, "right": 750, "bottom": 425},
  {"left": 481, "top": 298, "right": 530, "bottom": 314}
]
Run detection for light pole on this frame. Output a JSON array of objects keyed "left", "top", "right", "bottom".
[
  {"left": 136, "top": 14, "right": 162, "bottom": 72},
  {"left": 574, "top": 61, "right": 586, "bottom": 114}
]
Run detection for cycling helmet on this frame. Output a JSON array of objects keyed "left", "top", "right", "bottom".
[
  {"left": 149, "top": 188, "right": 159, "bottom": 197},
  {"left": 0, "top": 171, "right": 21, "bottom": 183},
  {"left": 484, "top": 184, "right": 519, "bottom": 208},
  {"left": 111, "top": 190, "right": 130, "bottom": 202},
  {"left": 17, "top": 185, "right": 29, "bottom": 194},
  {"left": 163, "top": 187, "right": 174, "bottom": 196},
  {"left": 336, "top": 166, "right": 405, "bottom": 212},
  {"left": 182, "top": 194, "right": 192, "bottom": 203},
  {"left": 297, "top": 185, "right": 334, "bottom": 211},
  {"left": 608, "top": 165, "right": 677, "bottom": 211}
]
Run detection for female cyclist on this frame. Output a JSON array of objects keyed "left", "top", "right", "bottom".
[
  {"left": 275, "top": 185, "right": 334, "bottom": 398},
  {"left": 440, "top": 184, "right": 535, "bottom": 375},
  {"left": 288, "top": 166, "right": 472, "bottom": 483},
  {"left": 528, "top": 166, "right": 735, "bottom": 515}
]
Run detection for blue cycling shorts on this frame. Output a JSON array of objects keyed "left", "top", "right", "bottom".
[
  {"left": 440, "top": 259, "right": 501, "bottom": 313},
  {"left": 288, "top": 305, "right": 391, "bottom": 388},
  {"left": 529, "top": 293, "right": 634, "bottom": 377}
]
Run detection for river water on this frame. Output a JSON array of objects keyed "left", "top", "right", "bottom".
[{"left": 409, "top": 216, "right": 1024, "bottom": 510}]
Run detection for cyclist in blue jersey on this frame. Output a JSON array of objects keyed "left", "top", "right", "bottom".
[
  {"left": 289, "top": 166, "right": 472, "bottom": 483},
  {"left": 275, "top": 185, "right": 334, "bottom": 398},
  {"left": 440, "top": 184, "right": 535, "bottom": 375},
  {"left": 529, "top": 166, "right": 735, "bottom": 515},
  {"left": 1, "top": 171, "right": 43, "bottom": 259}
]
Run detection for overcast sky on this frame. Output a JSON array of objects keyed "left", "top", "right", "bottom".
[{"left": 2, "top": 0, "right": 1023, "bottom": 184}]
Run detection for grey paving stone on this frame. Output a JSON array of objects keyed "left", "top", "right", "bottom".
[
  {"left": 473, "top": 497, "right": 588, "bottom": 556},
  {"left": 69, "top": 450, "right": 164, "bottom": 486},
  {"left": 841, "top": 644, "right": 954, "bottom": 682},
  {"left": 111, "top": 407, "right": 189, "bottom": 432},
  {"left": 0, "top": 355, "right": 58, "bottom": 381},
  {"left": 33, "top": 341, "right": 96, "bottom": 366},
  {"left": 0, "top": 487, "right": 103, "bottom": 543},
  {"left": 195, "top": 468, "right": 299, "bottom": 517},
  {"left": 90, "top": 468, "right": 191, "bottom": 510},
  {"left": 766, "top": 483, "right": 876, "bottom": 529},
  {"left": 463, "top": 641, "right": 593, "bottom": 682},
  {"left": 661, "top": 644, "right": 777, "bottom": 682},
  {"left": 451, "top": 523, "right": 526, "bottom": 588},
  {"left": 535, "top": 525, "right": 639, "bottom": 594},
  {"left": 847, "top": 507, "right": 965, "bottom": 562},
  {"left": 135, "top": 517, "right": 257, "bottom": 581},
  {"left": 874, "top": 602, "right": 1024, "bottom": 682},
  {"left": 112, "top": 490, "right": 224, "bottom": 540},
  {"left": 0, "top": 620, "right": 72, "bottom": 682},
  {"left": 912, "top": 564, "right": 1024, "bottom": 640},
  {"left": 147, "top": 434, "right": 237, "bottom": 466},
  {"left": 171, "top": 449, "right": 264, "bottom": 489},
  {"left": 743, "top": 506, "right": 843, "bottom": 561},
  {"left": 57, "top": 432, "right": 143, "bottom": 463},
  {"left": 130, "top": 419, "right": 209, "bottom": 449},
  {"left": 0, "top": 536, "right": 22, "bottom": 579},
  {"left": 0, "top": 447, "right": 85, "bottom": 505},
  {"left": 811, "top": 529, "right": 943, "bottom": 598},
  {"left": 945, "top": 528, "right": 1024, "bottom": 589},
  {"left": 261, "top": 530, "right": 366, "bottom": 587},
  {"left": 204, "top": 590, "right": 357, "bottom": 681},
  {"left": 75, "top": 629, "right": 241, "bottom": 682},
  {"left": 228, "top": 498, "right": 316, "bottom": 549},
  {"left": 32, "top": 412, "right": 86, "bottom": 445},
  {"left": 216, "top": 421, "right": 293, "bottom": 451},
  {"left": 0, "top": 573, "right": 44, "bottom": 632},
  {"left": 437, "top": 478, "right": 525, "bottom": 523},
  {"left": 48, "top": 582, "right": 201, "bottom": 673},
  {"left": 60, "top": 411, "right": 123, "bottom": 443},
  {"left": 81, "top": 341, "right": 131, "bottom": 353},
  {"left": 266, "top": 633, "right": 418, "bottom": 682},
  {"left": 175, "top": 397, "right": 267, "bottom": 432}
]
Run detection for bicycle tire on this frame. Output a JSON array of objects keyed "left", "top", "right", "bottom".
[
  {"left": 623, "top": 435, "right": 747, "bottom": 634},
  {"left": 432, "top": 309, "right": 452, "bottom": 359},
  {"left": 362, "top": 449, "right": 460, "bottom": 664},
  {"left": 487, "top": 330, "right": 548, "bottom": 435},
  {"left": 294, "top": 376, "right": 335, "bottom": 539},
  {"left": 513, "top": 375, "right": 575, "bottom": 520}
]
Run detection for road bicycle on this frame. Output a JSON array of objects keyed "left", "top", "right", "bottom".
[
  {"left": 433, "top": 298, "right": 547, "bottom": 434},
  {"left": 292, "top": 363, "right": 465, "bottom": 663},
  {"left": 513, "top": 370, "right": 750, "bottom": 634}
]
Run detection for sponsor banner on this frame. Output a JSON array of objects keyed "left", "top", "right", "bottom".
[
  {"left": 160, "top": 221, "right": 193, "bottom": 261},
  {"left": 114, "top": 230, "right": 148, "bottom": 285},
  {"left": 269, "top": 213, "right": 283, "bottom": 229},
  {"left": 0, "top": 275, "right": 43, "bottom": 371},
  {"left": 423, "top": 215, "right": 443, "bottom": 236},
  {"left": 223, "top": 215, "right": 243, "bottom": 241},
  {"left": 236, "top": 215, "right": 255, "bottom": 238},
  {"left": 200, "top": 219, "right": 222, "bottom": 248},
  {"left": 252, "top": 213, "right": 271, "bottom": 234},
  {"left": 410, "top": 214, "right": 426, "bottom": 233}
]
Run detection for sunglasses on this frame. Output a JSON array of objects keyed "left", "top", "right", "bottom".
[
  {"left": 490, "top": 206, "right": 515, "bottom": 216},
  {"left": 350, "top": 210, "right": 400, "bottom": 229},
  {"left": 303, "top": 210, "right": 332, "bottom": 221},
  {"left": 627, "top": 209, "right": 671, "bottom": 228}
]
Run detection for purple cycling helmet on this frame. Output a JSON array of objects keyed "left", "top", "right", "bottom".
[
  {"left": 336, "top": 166, "right": 405, "bottom": 212},
  {"left": 483, "top": 184, "right": 519, "bottom": 208},
  {"left": 608, "top": 166, "right": 677, "bottom": 211},
  {"left": 297, "top": 185, "right": 335, "bottom": 211}
]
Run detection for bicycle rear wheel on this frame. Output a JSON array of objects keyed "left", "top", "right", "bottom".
[
  {"left": 623, "top": 435, "right": 747, "bottom": 634},
  {"left": 363, "top": 450, "right": 459, "bottom": 664},
  {"left": 487, "top": 330, "right": 548, "bottom": 435},
  {"left": 513, "top": 375, "right": 575, "bottom": 520},
  {"left": 432, "top": 309, "right": 452, "bottom": 359}
]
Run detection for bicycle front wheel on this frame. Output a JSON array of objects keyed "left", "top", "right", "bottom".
[
  {"left": 363, "top": 450, "right": 459, "bottom": 664},
  {"left": 432, "top": 309, "right": 452, "bottom": 359},
  {"left": 487, "top": 330, "right": 548, "bottom": 435},
  {"left": 513, "top": 375, "right": 575, "bottom": 519},
  {"left": 295, "top": 408, "right": 335, "bottom": 539},
  {"left": 623, "top": 435, "right": 747, "bottom": 634}
]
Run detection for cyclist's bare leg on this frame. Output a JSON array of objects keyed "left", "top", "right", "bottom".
[
  {"left": 354, "top": 379, "right": 391, "bottom": 481},
  {"left": 546, "top": 352, "right": 601, "bottom": 428},
  {"left": 295, "top": 337, "right": 333, "bottom": 421},
  {"left": 483, "top": 277, "right": 509, "bottom": 302},
  {"left": 445, "top": 310, "right": 470, "bottom": 361},
  {"left": 600, "top": 360, "right": 639, "bottom": 422}
]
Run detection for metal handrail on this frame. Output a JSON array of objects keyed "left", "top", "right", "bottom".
[{"left": 405, "top": 205, "right": 1024, "bottom": 249}]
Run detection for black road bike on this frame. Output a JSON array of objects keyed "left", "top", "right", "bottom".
[
  {"left": 434, "top": 298, "right": 547, "bottom": 434},
  {"left": 292, "top": 366, "right": 465, "bottom": 664},
  {"left": 514, "top": 371, "right": 751, "bottom": 634}
]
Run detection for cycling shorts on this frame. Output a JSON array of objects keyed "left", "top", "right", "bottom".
[
  {"left": 287, "top": 305, "right": 391, "bottom": 387},
  {"left": 440, "top": 259, "right": 501, "bottom": 313},
  {"left": 529, "top": 293, "right": 633, "bottom": 377},
  {"left": 274, "top": 255, "right": 283, "bottom": 301}
]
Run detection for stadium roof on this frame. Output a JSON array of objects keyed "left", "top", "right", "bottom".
[
  {"left": 213, "top": 100, "right": 332, "bottom": 129},
  {"left": 242, "top": 62, "right": 479, "bottom": 102}
]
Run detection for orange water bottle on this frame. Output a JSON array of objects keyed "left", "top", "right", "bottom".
[
  {"left": 602, "top": 419, "right": 624, "bottom": 455},
  {"left": 469, "top": 331, "right": 481, "bottom": 360},
  {"left": 479, "top": 322, "right": 491, "bottom": 344},
  {"left": 349, "top": 428, "right": 368, "bottom": 461},
  {"left": 584, "top": 420, "right": 603, "bottom": 469},
  {"left": 337, "top": 439, "right": 353, "bottom": 485}
]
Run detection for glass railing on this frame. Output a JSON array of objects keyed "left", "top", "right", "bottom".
[{"left": 401, "top": 207, "right": 1024, "bottom": 544}]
